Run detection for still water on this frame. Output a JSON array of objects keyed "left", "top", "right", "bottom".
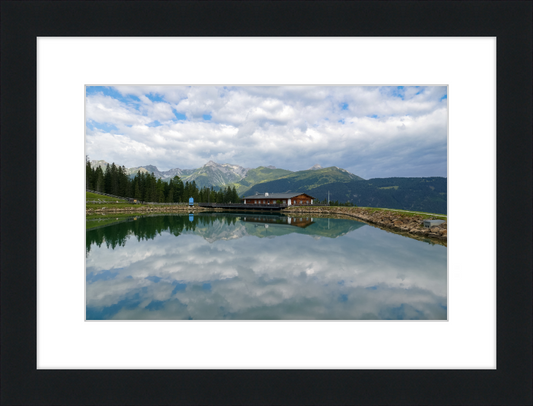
[{"left": 86, "top": 213, "right": 447, "bottom": 320}]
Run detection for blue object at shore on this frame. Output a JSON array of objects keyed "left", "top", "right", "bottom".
[{"left": 189, "top": 197, "right": 194, "bottom": 206}]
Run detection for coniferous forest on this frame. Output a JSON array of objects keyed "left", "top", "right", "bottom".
[{"left": 86, "top": 159, "right": 240, "bottom": 204}]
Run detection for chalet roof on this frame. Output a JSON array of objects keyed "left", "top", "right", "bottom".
[{"left": 242, "top": 192, "right": 315, "bottom": 200}]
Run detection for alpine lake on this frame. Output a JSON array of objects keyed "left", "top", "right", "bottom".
[{"left": 86, "top": 211, "right": 447, "bottom": 320}]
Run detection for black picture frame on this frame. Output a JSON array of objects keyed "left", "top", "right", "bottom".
[{"left": 1, "top": 1, "right": 531, "bottom": 404}]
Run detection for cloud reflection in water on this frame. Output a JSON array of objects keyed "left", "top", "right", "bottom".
[{"left": 86, "top": 214, "right": 447, "bottom": 320}]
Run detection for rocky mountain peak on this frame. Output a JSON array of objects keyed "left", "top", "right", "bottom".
[{"left": 308, "top": 164, "right": 323, "bottom": 170}]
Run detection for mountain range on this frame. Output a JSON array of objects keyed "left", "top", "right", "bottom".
[
  {"left": 90, "top": 159, "right": 362, "bottom": 193},
  {"left": 90, "top": 159, "right": 447, "bottom": 214}
]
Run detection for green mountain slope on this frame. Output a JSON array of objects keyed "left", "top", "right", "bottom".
[
  {"left": 245, "top": 176, "right": 447, "bottom": 214},
  {"left": 241, "top": 166, "right": 364, "bottom": 196},
  {"left": 281, "top": 166, "right": 364, "bottom": 186},
  {"left": 229, "top": 167, "right": 293, "bottom": 195}
]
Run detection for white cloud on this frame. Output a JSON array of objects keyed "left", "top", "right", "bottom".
[
  {"left": 86, "top": 93, "right": 149, "bottom": 126},
  {"left": 85, "top": 85, "right": 447, "bottom": 177}
]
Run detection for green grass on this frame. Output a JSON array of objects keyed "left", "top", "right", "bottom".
[
  {"left": 86, "top": 202, "right": 147, "bottom": 210},
  {"left": 86, "top": 191, "right": 127, "bottom": 202},
  {"left": 86, "top": 202, "right": 196, "bottom": 210}
]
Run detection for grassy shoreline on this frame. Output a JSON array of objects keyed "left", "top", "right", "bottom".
[{"left": 86, "top": 202, "right": 207, "bottom": 211}]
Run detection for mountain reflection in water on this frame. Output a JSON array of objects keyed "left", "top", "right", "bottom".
[{"left": 86, "top": 213, "right": 447, "bottom": 320}]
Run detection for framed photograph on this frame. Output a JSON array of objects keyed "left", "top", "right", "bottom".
[
  {"left": 84, "top": 84, "right": 448, "bottom": 322},
  {"left": 2, "top": 1, "right": 531, "bottom": 404}
]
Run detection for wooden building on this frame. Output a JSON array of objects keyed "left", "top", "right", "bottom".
[
  {"left": 241, "top": 215, "right": 315, "bottom": 228},
  {"left": 242, "top": 192, "right": 315, "bottom": 206}
]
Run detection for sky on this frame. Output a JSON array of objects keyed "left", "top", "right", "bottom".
[{"left": 85, "top": 85, "right": 447, "bottom": 179}]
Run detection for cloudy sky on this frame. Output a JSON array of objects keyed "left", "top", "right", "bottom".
[{"left": 85, "top": 85, "right": 447, "bottom": 179}]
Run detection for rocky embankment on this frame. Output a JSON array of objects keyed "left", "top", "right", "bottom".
[{"left": 283, "top": 206, "right": 447, "bottom": 244}]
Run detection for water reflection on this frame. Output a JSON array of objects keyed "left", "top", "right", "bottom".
[{"left": 86, "top": 213, "right": 447, "bottom": 320}]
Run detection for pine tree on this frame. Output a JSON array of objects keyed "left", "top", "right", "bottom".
[
  {"left": 173, "top": 176, "right": 184, "bottom": 202},
  {"left": 118, "top": 165, "right": 129, "bottom": 197},
  {"left": 222, "top": 186, "right": 229, "bottom": 203},
  {"left": 95, "top": 167, "right": 105, "bottom": 192},
  {"left": 232, "top": 186, "right": 239, "bottom": 203},
  {"left": 144, "top": 187, "right": 151, "bottom": 202},
  {"left": 150, "top": 174, "right": 157, "bottom": 202},
  {"left": 183, "top": 182, "right": 190, "bottom": 203},
  {"left": 138, "top": 173, "right": 146, "bottom": 200},
  {"left": 125, "top": 176, "right": 132, "bottom": 198},
  {"left": 104, "top": 164, "right": 112, "bottom": 193},
  {"left": 134, "top": 182, "right": 141, "bottom": 200},
  {"left": 190, "top": 181, "right": 199, "bottom": 201},
  {"left": 86, "top": 157, "right": 93, "bottom": 190},
  {"left": 110, "top": 163, "right": 119, "bottom": 195},
  {"left": 156, "top": 179, "right": 165, "bottom": 202},
  {"left": 167, "top": 187, "right": 174, "bottom": 203},
  {"left": 163, "top": 180, "right": 170, "bottom": 202}
]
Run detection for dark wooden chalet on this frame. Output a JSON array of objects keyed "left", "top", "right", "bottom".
[
  {"left": 242, "top": 192, "right": 315, "bottom": 206},
  {"left": 241, "top": 215, "right": 315, "bottom": 228}
]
